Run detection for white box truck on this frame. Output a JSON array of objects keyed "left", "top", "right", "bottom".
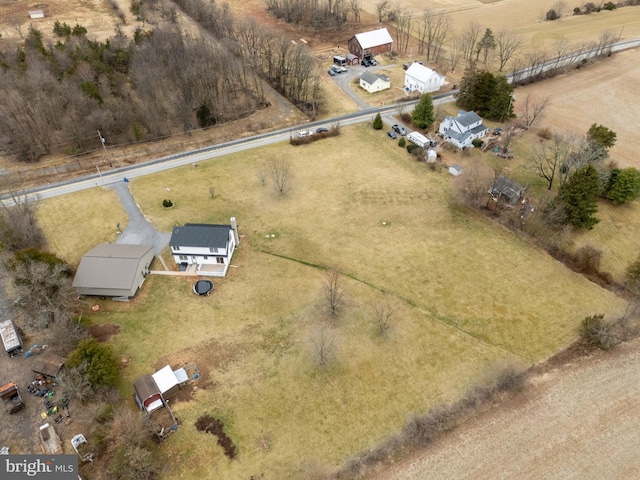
[{"left": 0, "top": 319, "right": 22, "bottom": 357}]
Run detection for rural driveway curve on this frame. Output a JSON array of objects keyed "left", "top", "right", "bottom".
[
  {"left": 369, "top": 338, "right": 640, "bottom": 480},
  {"left": 111, "top": 180, "right": 170, "bottom": 255}
]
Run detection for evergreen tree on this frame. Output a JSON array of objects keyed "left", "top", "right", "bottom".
[
  {"left": 372, "top": 112, "right": 383, "bottom": 130},
  {"left": 587, "top": 123, "right": 617, "bottom": 149},
  {"left": 604, "top": 167, "right": 640, "bottom": 204},
  {"left": 476, "top": 28, "right": 497, "bottom": 65},
  {"left": 456, "top": 65, "right": 514, "bottom": 121},
  {"left": 411, "top": 93, "right": 435, "bottom": 129},
  {"left": 558, "top": 164, "right": 601, "bottom": 229}
]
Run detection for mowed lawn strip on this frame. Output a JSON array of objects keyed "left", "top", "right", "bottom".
[{"left": 39, "top": 124, "right": 626, "bottom": 478}]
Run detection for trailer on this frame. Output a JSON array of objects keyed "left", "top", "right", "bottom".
[
  {"left": 0, "top": 319, "right": 22, "bottom": 357},
  {"left": 407, "top": 132, "right": 430, "bottom": 148},
  {"left": 39, "top": 423, "right": 62, "bottom": 454},
  {"left": 71, "top": 434, "right": 94, "bottom": 462},
  {"left": 0, "top": 382, "right": 25, "bottom": 414}
]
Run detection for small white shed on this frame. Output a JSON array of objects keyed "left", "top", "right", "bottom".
[
  {"left": 426, "top": 150, "right": 437, "bottom": 163},
  {"left": 449, "top": 164, "right": 463, "bottom": 176}
]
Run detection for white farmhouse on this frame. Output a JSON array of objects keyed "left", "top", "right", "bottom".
[
  {"left": 439, "top": 110, "right": 488, "bottom": 149},
  {"left": 404, "top": 62, "right": 446, "bottom": 94},
  {"left": 359, "top": 71, "right": 390, "bottom": 93},
  {"left": 169, "top": 220, "right": 239, "bottom": 277}
]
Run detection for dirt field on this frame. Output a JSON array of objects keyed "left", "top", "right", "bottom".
[
  {"left": 370, "top": 337, "right": 640, "bottom": 480},
  {"left": 515, "top": 47, "right": 640, "bottom": 169}
]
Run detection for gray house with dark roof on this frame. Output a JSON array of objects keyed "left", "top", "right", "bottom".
[
  {"left": 72, "top": 244, "right": 154, "bottom": 297},
  {"left": 438, "top": 110, "right": 488, "bottom": 149},
  {"left": 169, "top": 222, "right": 237, "bottom": 277}
]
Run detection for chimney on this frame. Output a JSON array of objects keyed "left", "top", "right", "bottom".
[{"left": 230, "top": 217, "right": 240, "bottom": 246}]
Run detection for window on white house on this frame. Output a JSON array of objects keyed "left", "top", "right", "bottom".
[
  {"left": 174, "top": 246, "right": 180, "bottom": 251},
  {"left": 216, "top": 257, "right": 224, "bottom": 264},
  {"left": 179, "top": 255, "right": 187, "bottom": 261},
  {"left": 203, "top": 256, "right": 208, "bottom": 260},
  {"left": 209, "top": 247, "right": 215, "bottom": 253}
]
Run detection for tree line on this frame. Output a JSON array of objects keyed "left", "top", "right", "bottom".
[{"left": 0, "top": 22, "right": 266, "bottom": 162}]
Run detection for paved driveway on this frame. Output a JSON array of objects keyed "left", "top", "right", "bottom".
[
  {"left": 110, "top": 181, "right": 170, "bottom": 255},
  {"left": 331, "top": 64, "right": 398, "bottom": 110}
]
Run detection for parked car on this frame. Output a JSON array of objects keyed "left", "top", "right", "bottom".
[
  {"left": 315, "top": 127, "right": 329, "bottom": 134},
  {"left": 331, "top": 65, "right": 343, "bottom": 74},
  {"left": 361, "top": 59, "right": 371, "bottom": 67},
  {"left": 369, "top": 58, "right": 377, "bottom": 66},
  {"left": 387, "top": 131, "right": 397, "bottom": 139},
  {"left": 298, "top": 130, "right": 313, "bottom": 138},
  {"left": 392, "top": 124, "right": 406, "bottom": 136},
  {"left": 327, "top": 69, "right": 336, "bottom": 76}
]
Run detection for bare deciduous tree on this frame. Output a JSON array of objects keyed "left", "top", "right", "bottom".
[
  {"left": 520, "top": 93, "right": 551, "bottom": 128},
  {"left": 309, "top": 327, "right": 337, "bottom": 368},
  {"left": 373, "top": 302, "right": 394, "bottom": 337},
  {"left": 394, "top": 9, "right": 414, "bottom": 54},
  {"left": 495, "top": 28, "right": 523, "bottom": 71},
  {"left": 375, "top": 0, "right": 390, "bottom": 22},
  {"left": 266, "top": 157, "right": 291, "bottom": 194},
  {"left": 417, "top": 10, "right": 451, "bottom": 61},
  {"left": 0, "top": 190, "right": 45, "bottom": 250},
  {"left": 13, "top": 260, "right": 76, "bottom": 328},
  {"left": 452, "top": 161, "right": 494, "bottom": 209},
  {"left": 348, "top": 0, "right": 361, "bottom": 23},
  {"left": 526, "top": 133, "right": 575, "bottom": 190},
  {"left": 324, "top": 267, "right": 344, "bottom": 317},
  {"left": 55, "top": 365, "right": 93, "bottom": 403},
  {"left": 459, "top": 22, "right": 482, "bottom": 61},
  {"left": 448, "top": 35, "right": 463, "bottom": 73}
]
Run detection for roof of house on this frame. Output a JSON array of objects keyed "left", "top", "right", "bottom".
[
  {"left": 354, "top": 28, "right": 393, "bottom": 49},
  {"left": 455, "top": 110, "right": 483, "bottom": 128},
  {"left": 346, "top": 53, "right": 358, "bottom": 61},
  {"left": 170, "top": 223, "right": 231, "bottom": 249},
  {"left": 72, "top": 244, "right": 154, "bottom": 291},
  {"left": 360, "top": 71, "right": 389, "bottom": 85},
  {"left": 405, "top": 62, "right": 440, "bottom": 82}
]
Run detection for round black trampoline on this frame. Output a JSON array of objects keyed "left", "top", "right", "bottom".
[{"left": 193, "top": 279, "right": 214, "bottom": 296}]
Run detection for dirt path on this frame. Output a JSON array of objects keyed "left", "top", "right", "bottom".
[{"left": 369, "top": 339, "right": 640, "bottom": 480}]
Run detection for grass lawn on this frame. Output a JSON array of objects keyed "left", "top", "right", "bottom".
[
  {"left": 37, "top": 187, "right": 127, "bottom": 267},
  {"left": 41, "top": 124, "right": 627, "bottom": 479}
]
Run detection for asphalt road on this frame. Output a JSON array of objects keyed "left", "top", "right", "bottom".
[{"left": 2, "top": 39, "right": 638, "bottom": 204}]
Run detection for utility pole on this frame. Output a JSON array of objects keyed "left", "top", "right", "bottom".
[{"left": 96, "top": 130, "right": 106, "bottom": 188}]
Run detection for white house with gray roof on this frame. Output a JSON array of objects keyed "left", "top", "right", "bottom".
[
  {"left": 359, "top": 71, "right": 390, "bottom": 93},
  {"left": 169, "top": 221, "right": 237, "bottom": 277},
  {"left": 438, "top": 110, "right": 488, "bottom": 149},
  {"left": 404, "top": 62, "right": 446, "bottom": 93}
]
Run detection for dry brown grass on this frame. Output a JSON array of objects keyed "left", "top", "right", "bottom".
[
  {"left": 41, "top": 124, "right": 621, "bottom": 479},
  {"left": 37, "top": 187, "right": 127, "bottom": 267}
]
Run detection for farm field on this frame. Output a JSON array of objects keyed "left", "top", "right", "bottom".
[
  {"left": 508, "top": 47, "right": 640, "bottom": 282},
  {"left": 41, "top": 124, "right": 629, "bottom": 479},
  {"left": 371, "top": 336, "right": 640, "bottom": 480}
]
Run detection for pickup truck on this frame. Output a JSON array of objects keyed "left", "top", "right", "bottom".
[
  {"left": 0, "top": 382, "right": 24, "bottom": 414},
  {"left": 71, "top": 434, "right": 94, "bottom": 462}
]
